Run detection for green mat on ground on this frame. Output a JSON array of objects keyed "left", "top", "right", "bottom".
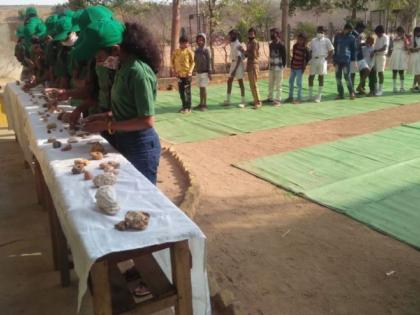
[
  {"left": 234, "top": 123, "right": 420, "bottom": 249},
  {"left": 156, "top": 71, "right": 419, "bottom": 143}
]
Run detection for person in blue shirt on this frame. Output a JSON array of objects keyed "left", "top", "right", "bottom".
[
  {"left": 333, "top": 23, "right": 356, "bottom": 100},
  {"left": 350, "top": 21, "right": 367, "bottom": 87}
]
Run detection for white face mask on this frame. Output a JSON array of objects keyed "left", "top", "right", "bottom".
[
  {"left": 62, "top": 32, "right": 78, "bottom": 47},
  {"left": 316, "top": 33, "right": 324, "bottom": 39},
  {"left": 100, "top": 56, "right": 120, "bottom": 70}
]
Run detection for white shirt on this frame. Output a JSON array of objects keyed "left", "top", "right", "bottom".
[
  {"left": 230, "top": 40, "right": 243, "bottom": 61},
  {"left": 310, "top": 35, "right": 334, "bottom": 58},
  {"left": 373, "top": 34, "right": 390, "bottom": 55},
  {"left": 362, "top": 46, "right": 374, "bottom": 68}
]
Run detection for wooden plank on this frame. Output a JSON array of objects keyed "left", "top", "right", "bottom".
[
  {"left": 171, "top": 240, "right": 193, "bottom": 315},
  {"left": 40, "top": 169, "right": 59, "bottom": 271},
  {"left": 33, "top": 159, "right": 44, "bottom": 206},
  {"left": 108, "top": 261, "right": 136, "bottom": 314},
  {"left": 91, "top": 261, "right": 113, "bottom": 315},
  {"left": 46, "top": 187, "right": 71, "bottom": 286},
  {"left": 97, "top": 243, "right": 174, "bottom": 264},
  {"left": 133, "top": 254, "right": 175, "bottom": 298},
  {"left": 122, "top": 295, "right": 178, "bottom": 315}
]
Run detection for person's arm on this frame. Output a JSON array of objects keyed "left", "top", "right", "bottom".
[
  {"left": 374, "top": 37, "right": 388, "bottom": 53},
  {"left": 327, "top": 39, "right": 334, "bottom": 59},
  {"left": 256, "top": 41, "right": 260, "bottom": 59},
  {"left": 188, "top": 50, "right": 195, "bottom": 76},
  {"left": 205, "top": 49, "right": 212, "bottom": 80},
  {"left": 350, "top": 38, "right": 356, "bottom": 62},
  {"left": 280, "top": 44, "right": 286, "bottom": 67}
]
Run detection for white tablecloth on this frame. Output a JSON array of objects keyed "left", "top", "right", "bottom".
[{"left": 3, "top": 83, "right": 211, "bottom": 314}]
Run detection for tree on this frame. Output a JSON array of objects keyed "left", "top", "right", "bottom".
[
  {"left": 335, "top": 0, "right": 369, "bottom": 19},
  {"left": 170, "top": 0, "right": 181, "bottom": 76}
]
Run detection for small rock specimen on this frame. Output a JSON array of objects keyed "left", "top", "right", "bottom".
[
  {"left": 100, "top": 161, "right": 120, "bottom": 169},
  {"left": 74, "top": 159, "right": 89, "bottom": 167},
  {"left": 61, "top": 144, "right": 72, "bottom": 151},
  {"left": 52, "top": 140, "right": 62, "bottom": 149},
  {"left": 68, "top": 137, "right": 78, "bottom": 144},
  {"left": 47, "top": 122, "right": 57, "bottom": 130},
  {"left": 115, "top": 211, "right": 150, "bottom": 231},
  {"left": 90, "top": 151, "right": 104, "bottom": 160},
  {"left": 72, "top": 164, "right": 85, "bottom": 174},
  {"left": 72, "top": 159, "right": 89, "bottom": 173},
  {"left": 84, "top": 171, "right": 93, "bottom": 180},
  {"left": 90, "top": 142, "right": 106, "bottom": 154},
  {"left": 93, "top": 173, "right": 117, "bottom": 187},
  {"left": 47, "top": 137, "right": 56, "bottom": 143},
  {"left": 95, "top": 185, "right": 120, "bottom": 215}
]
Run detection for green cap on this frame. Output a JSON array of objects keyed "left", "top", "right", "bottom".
[
  {"left": 24, "top": 17, "right": 47, "bottom": 41},
  {"left": 63, "top": 9, "right": 75, "bottom": 18},
  {"left": 53, "top": 16, "right": 73, "bottom": 41},
  {"left": 72, "top": 19, "right": 124, "bottom": 61},
  {"left": 16, "top": 24, "right": 25, "bottom": 38},
  {"left": 78, "top": 5, "right": 113, "bottom": 31},
  {"left": 25, "top": 7, "right": 37, "bottom": 18},
  {"left": 45, "top": 14, "right": 59, "bottom": 36}
]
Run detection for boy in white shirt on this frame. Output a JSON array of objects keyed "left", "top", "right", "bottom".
[
  {"left": 223, "top": 29, "right": 246, "bottom": 107},
  {"left": 356, "top": 36, "right": 376, "bottom": 96},
  {"left": 372, "top": 25, "right": 389, "bottom": 96},
  {"left": 308, "top": 26, "right": 334, "bottom": 102}
]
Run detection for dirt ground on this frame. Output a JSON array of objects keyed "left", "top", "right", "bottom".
[
  {"left": 2, "top": 97, "right": 420, "bottom": 314},
  {"left": 165, "top": 102, "right": 420, "bottom": 315}
]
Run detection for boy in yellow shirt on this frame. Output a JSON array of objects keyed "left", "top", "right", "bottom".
[{"left": 172, "top": 36, "right": 195, "bottom": 113}]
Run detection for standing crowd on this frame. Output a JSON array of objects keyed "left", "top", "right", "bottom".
[{"left": 172, "top": 22, "right": 420, "bottom": 112}]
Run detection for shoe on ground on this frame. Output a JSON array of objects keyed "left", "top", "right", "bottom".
[
  {"left": 335, "top": 95, "right": 344, "bottom": 100},
  {"left": 193, "top": 104, "right": 203, "bottom": 110},
  {"left": 393, "top": 88, "right": 398, "bottom": 93},
  {"left": 293, "top": 100, "right": 301, "bottom": 105},
  {"left": 356, "top": 86, "right": 366, "bottom": 95},
  {"left": 375, "top": 90, "right": 383, "bottom": 96},
  {"left": 253, "top": 102, "right": 262, "bottom": 109},
  {"left": 284, "top": 97, "right": 293, "bottom": 103},
  {"left": 350, "top": 93, "right": 356, "bottom": 100},
  {"left": 238, "top": 103, "right": 246, "bottom": 108},
  {"left": 264, "top": 98, "right": 274, "bottom": 104},
  {"left": 222, "top": 100, "right": 230, "bottom": 106},
  {"left": 272, "top": 100, "right": 281, "bottom": 107},
  {"left": 400, "top": 88, "right": 406, "bottom": 93},
  {"left": 314, "top": 97, "right": 321, "bottom": 103},
  {"left": 198, "top": 105, "right": 208, "bottom": 111},
  {"left": 179, "top": 108, "right": 191, "bottom": 114}
]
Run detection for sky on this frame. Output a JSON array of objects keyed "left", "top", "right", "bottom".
[{"left": 0, "top": 0, "right": 66, "bottom": 4}]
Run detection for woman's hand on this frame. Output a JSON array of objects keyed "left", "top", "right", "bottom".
[
  {"left": 69, "top": 107, "right": 82, "bottom": 127},
  {"left": 82, "top": 112, "right": 109, "bottom": 123},
  {"left": 81, "top": 119, "right": 108, "bottom": 133},
  {"left": 44, "top": 88, "right": 68, "bottom": 101}
]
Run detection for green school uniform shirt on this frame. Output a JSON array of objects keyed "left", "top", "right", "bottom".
[
  {"left": 110, "top": 58, "right": 156, "bottom": 122},
  {"left": 96, "top": 65, "right": 115, "bottom": 111}
]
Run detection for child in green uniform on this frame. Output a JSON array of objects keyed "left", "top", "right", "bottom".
[{"left": 78, "top": 20, "right": 162, "bottom": 185}]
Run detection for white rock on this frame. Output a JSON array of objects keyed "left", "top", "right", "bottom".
[
  {"left": 93, "top": 173, "right": 117, "bottom": 188},
  {"left": 95, "top": 185, "right": 120, "bottom": 215}
]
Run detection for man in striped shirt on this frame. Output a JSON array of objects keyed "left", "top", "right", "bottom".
[{"left": 285, "top": 33, "right": 310, "bottom": 104}]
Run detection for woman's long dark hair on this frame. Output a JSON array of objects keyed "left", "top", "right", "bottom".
[{"left": 120, "top": 21, "right": 161, "bottom": 74}]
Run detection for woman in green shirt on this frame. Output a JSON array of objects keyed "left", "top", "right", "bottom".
[{"left": 80, "top": 21, "right": 161, "bottom": 184}]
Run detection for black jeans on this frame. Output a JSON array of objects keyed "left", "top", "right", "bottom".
[{"left": 178, "top": 77, "right": 192, "bottom": 109}]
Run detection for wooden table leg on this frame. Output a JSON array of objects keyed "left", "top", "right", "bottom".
[
  {"left": 33, "top": 159, "right": 44, "bottom": 206},
  {"left": 171, "top": 240, "right": 193, "bottom": 315},
  {"left": 91, "top": 261, "right": 113, "bottom": 315}
]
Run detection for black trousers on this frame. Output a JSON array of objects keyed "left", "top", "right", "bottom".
[{"left": 178, "top": 77, "right": 192, "bottom": 109}]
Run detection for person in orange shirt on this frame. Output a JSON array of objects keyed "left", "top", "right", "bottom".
[{"left": 172, "top": 36, "right": 195, "bottom": 113}]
